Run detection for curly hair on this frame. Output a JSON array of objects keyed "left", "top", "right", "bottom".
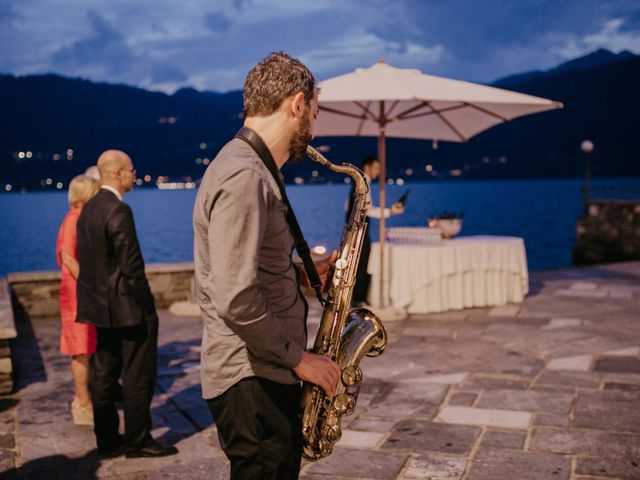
[{"left": 243, "top": 51, "right": 317, "bottom": 117}]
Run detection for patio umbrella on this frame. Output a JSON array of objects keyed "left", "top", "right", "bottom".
[{"left": 313, "top": 60, "right": 563, "bottom": 307}]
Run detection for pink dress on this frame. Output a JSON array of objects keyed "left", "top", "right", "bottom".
[{"left": 56, "top": 207, "right": 97, "bottom": 356}]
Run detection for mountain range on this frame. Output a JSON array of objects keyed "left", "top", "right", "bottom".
[{"left": 1, "top": 48, "right": 639, "bottom": 189}]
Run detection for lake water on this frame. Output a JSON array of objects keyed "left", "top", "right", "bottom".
[{"left": 1, "top": 178, "right": 638, "bottom": 277}]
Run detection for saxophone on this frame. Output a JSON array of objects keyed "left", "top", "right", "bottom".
[{"left": 301, "top": 145, "right": 388, "bottom": 461}]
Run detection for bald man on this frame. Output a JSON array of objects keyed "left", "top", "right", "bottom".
[{"left": 76, "top": 150, "right": 178, "bottom": 458}]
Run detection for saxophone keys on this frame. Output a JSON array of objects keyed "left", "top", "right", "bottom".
[
  {"left": 324, "top": 424, "right": 341, "bottom": 443},
  {"left": 341, "top": 365, "right": 363, "bottom": 386},
  {"left": 333, "top": 392, "right": 357, "bottom": 416},
  {"left": 333, "top": 393, "right": 351, "bottom": 414}
]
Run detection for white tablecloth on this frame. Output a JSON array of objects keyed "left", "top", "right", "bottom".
[{"left": 368, "top": 236, "right": 529, "bottom": 314}]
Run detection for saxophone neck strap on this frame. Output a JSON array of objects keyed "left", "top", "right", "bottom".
[{"left": 235, "top": 127, "right": 325, "bottom": 305}]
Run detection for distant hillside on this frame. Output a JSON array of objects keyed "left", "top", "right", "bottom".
[
  {"left": 0, "top": 75, "right": 244, "bottom": 189},
  {"left": 1, "top": 49, "right": 639, "bottom": 189},
  {"left": 493, "top": 49, "right": 635, "bottom": 88}
]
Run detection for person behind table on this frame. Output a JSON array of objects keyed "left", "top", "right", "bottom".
[
  {"left": 193, "top": 51, "right": 341, "bottom": 479},
  {"left": 56, "top": 174, "right": 100, "bottom": 426},
  {"left": 76, "top": 150, "right": 178, "bottom": 458},
  {"left": 346, "top": 155, "right": 404, "bottom": 306}
]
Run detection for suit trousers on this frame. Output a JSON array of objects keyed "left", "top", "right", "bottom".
[
  {"left": 90, "top": 314, "right": 158, "bottom": 451},
  {"left": 353, "top": 231, "right": 372, "bottom": 305},
  {"left": 207, "top": 377, "right": 303, "bottom": 480}
]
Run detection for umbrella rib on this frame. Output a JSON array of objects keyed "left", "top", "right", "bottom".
[
  {"left": 434, "top": 109, "right": 467, "bottom": 142},
  {"left": 394, "top": 101, "right": 434, "bottom": 119},
  {"left": 394, "top": 100, "right": 466, "bottom": 140},
  {"left": 398, "top": 103, "right": 467, "bottom": 120},
  {"left": 319, "top": 105, "right": 369, "bottom": 120},
  {"left": 385, "top": 100, "right": 401, "bottom": 119},
  {"left": 356, "top": 101, "right": 374, "bottom": 135},
  {"left": 466, "top": 103, "right": 510, "bottom": 122},
  {"left": 354, "top": 101, "right": 378, "bottom": 122},
  {"left": 397, "top": 102, "right": 510, "bottom": 124}
]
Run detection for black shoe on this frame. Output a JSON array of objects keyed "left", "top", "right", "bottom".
[
  {"left": 97, "top": 435, "right": 125, "bottom": 457},
  {"left": 125, "top": 441, "right": 179, "bottom": 458}
]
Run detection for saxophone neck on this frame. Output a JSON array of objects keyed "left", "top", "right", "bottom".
[{"left": 306, "top": 145, "right": 368, "bottom": 195}]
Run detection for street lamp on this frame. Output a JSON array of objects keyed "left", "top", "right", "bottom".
[{"left": 581, "top": 140, "right": 594, "bottom": 215}]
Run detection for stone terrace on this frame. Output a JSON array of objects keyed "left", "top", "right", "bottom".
[{"left": 1, "top": 261, "right": 639, "bottom": 479}]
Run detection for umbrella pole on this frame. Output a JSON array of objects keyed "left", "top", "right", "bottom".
[{"left": 378, "top": 126, "right": 386, "bottom": 308}]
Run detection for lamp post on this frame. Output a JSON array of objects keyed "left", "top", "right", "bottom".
[{"left": 581, "top": 140, "right": 594, "bottom": 215}]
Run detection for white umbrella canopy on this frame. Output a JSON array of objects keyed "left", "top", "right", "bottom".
[
  {"left": 312, "top": 61, "right": 563, "bottom": 309},
  {"left": 315, "top": 61, "right": 563, "bottom": 141}
]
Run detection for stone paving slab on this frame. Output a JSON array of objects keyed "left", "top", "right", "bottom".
[
  {"left": 542, "top": 317, "right": 582, "bottom": 329},
  {"left": 382, "top": 420, "right": 480, "bottom": 454},
  {"left": 535, "top": 370, "right": 602, "bottom": 388},
  {"left": 575, "top": 456, "right": 640, "bottom": 479},
  {"left": 436, "top": 405, "right": 531, "bottom": 429},
  {"left": 338, "top": 429, "right": 386, "bottom": 449},
  {"left": 459, "top": 374, "right": 530, "bottom": 390},
  {"left": 595, "top": 356, "right": 640, "bottom": 374},
  {"left": 304, "top": 448, "right": 409, "bottom": 479},
  {"left": 533, "top": 413, "right": 570, "bottom": 427},
  {"left": 1, "top": 260, "right": 639, "bottom": 479},
  {"left": 574, "top": 390, "right": 640, "bottom": 432},
  {"left": 448, "top": 392, "right": 477, "bottom": 406},
  {"left": 480, "top": 429, "right": 526, "bottom": 449},
  {"left": 475, "top": 388, "right": 574, "bottom": 414},
  {"left": 603, "top": 346, "right": 640, "bottom": 356},
  {"left": 400, "top": 453, "right": 467, "bottom": 479},
  {"left": 530, "top": 427, "right": 640, "bottom": 458},
  {"left": 546, "top": 354, "right": 594, "bottom": 371},
  {"left": 465, "top": 448, "right": 571, "bottom": 480}
]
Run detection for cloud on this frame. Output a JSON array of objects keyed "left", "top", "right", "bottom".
[
  {"left": 3, "top": 0, "right": 639, "bottom": 93},
  {"left": 151, "top": 62, "right": 188, "bottom": 83},
  {"left": 553, "top": 18, "right": 640, "bottom": 59},
  {"left": 232, "top": 0, "right": 251, "bottom": 10},
  {"left": 204, "top": 12, "right": 232, "bottom": 33},
  {"left": 0, "top": 0, "right": 18, "bottom": 25},
  {"left": 52, "top": 10, "right": 137, "bottom": 76},
  {"left": 300, "top": 30, "right": 444, "bottom": 79},
  {"left": 181, "top": 66, "right": 250, "bottom": 92}
]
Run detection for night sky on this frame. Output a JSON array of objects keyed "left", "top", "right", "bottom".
[{"left": 1, "top": 0, "right": 639, "bottom": 93}]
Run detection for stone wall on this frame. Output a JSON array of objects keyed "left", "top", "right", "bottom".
[
  {"left": 7, "top": 262, "right": 195, "bottom": 320},
  {"left": 573, "top": 200, "right": 640, "bottom": 265},
  {"left": 0, "top": 280, "right": 17, "bottom": 394}
]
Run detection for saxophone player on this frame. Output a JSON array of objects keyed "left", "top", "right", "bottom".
[{"left": 193, "top": 52, "right": 340, "bottom": 480}]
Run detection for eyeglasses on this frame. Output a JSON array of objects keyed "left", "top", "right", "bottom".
[{"left": 105, "top": 166, "right": 136, "bottom": 176}]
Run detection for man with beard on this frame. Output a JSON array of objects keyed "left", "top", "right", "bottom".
[{"left": 192, "top": 52, "right": 340, "bottom": 479}]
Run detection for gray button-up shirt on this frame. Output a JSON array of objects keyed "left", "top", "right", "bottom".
[{"left": 193, "top": 137, "right": 307, "bottom": 399}]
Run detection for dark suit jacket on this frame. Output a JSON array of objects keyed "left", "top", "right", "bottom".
[{"left": 76, "top": 188, "right": 156, "bottom": 328}]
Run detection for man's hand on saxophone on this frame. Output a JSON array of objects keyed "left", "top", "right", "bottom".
[
  {"left": 294, "top": 351, "right": 340, "bottom": 397},
  {"left": 299, "top": 250, "right": 339, "bottom": 290}
]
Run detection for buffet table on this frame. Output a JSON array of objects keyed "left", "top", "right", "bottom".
[{"left": 367, "top": 236, "right": 529, "bottom": 314}]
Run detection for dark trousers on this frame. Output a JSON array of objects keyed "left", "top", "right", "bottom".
[
  {"left": 353, "top": 231, "right": 371, "bottom": 305},
  {"left": 90, "top": 314, "right": 158, "bottom": 451},
  {"left": 207, "top": 377, "right": 302, "bottom": 480}
]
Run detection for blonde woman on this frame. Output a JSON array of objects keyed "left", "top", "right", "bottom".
[{"left": 56, "top": 175, "right": 100, "bottom": 426}]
